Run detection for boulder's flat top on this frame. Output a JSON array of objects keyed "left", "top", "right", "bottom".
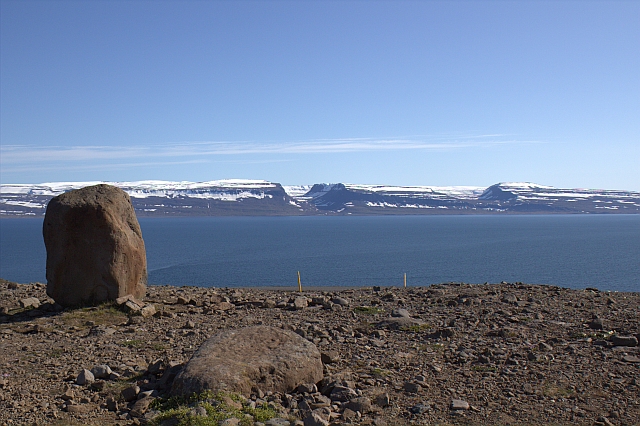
[{"left": 0, "top": 279, "right": 638, "bottom": 425}]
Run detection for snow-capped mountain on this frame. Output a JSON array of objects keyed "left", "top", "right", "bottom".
[
  {"left": 302, "top": 182, "right": 640, "bottom": 214},
  {"left": 0, "top": 180, "right": 303, "bottom": 216},
  {"left": 476, "top": 183, "right": 640, "bottom": 212},
  {"left": 1, "top": 180, "right": 639, "bottom": 216}
]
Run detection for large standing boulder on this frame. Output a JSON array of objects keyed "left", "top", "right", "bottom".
[
  {"left": 171, "top": 326, "right": 323, "bottom": 396},
  {"left": 43, "top": 184, "right": 147, "bottom": 306}
]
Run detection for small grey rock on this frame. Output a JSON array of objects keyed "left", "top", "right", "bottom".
[
  {"left": 329, "top": 385, "right": 358, "bottom": 402},
  {"left": 538, "top": 342, "right": 553, "bottom": 351},
  {"left": 610, "top": 335, "right": 638, "bottom": 347},
  {"left": 501, "top": 294, "right": 518, "bottom": 304},
  {"left": 191, "top": 406, "right": 208, "bottom": 417},
  {"left": 391, "top": 308, "right": 410, "bottom": 318},
  {"left": 124, "top": 299, "right": 142, "bottom": 313},
  {"left": 310, "top": 394, "right": 331, "bottom": 408},
  {"left": 106, "top": 396, "right": 118, "bottom": 412},
  {"left": 88, "top": 325, "right": 117, "bottom": 336},
  {"left": 76, "top": 369, "right": 95, "bottom": 385},
  {"left": 342, "top": 408, "right": 358, "bottom": 422},
  {"left": 90, "top": 364, "right": 112, "bottom": 379},
  {"left": 345, "top": 396, "right": 371, "bottom": 413},
  {"left": 297, "top": 383, "right": 317, "bottom": 394},
  {"left": 140, "top": 304, "right": 156, "bottom": 317},
  {"left": 129, "top": 396, "right": 154, "bottom": 417},
  {"left": 320, "top": 351, "right": 340, "bottom": 364},
  {"left": 450, "top": 399, "right": 470, "bottom": 410},
  {"left": 410, "top": 403, "right": 430, "bottom": 414},
  {"left": 147, "top": 359, "right": 165, "bottom": 374},
  {"left": 304, "top": 407, "right": 330, "bottom": 426},
  {"left": 589, "top": 318, "right": 604, "bottom": 330},
  {"left": 403, "top": 382, "right": 421, "bottom": 393},
  {"left": 262, "top": 299, "right": 277, "bottom": 309},
  {"left": 293, "top": 296, "right": 308, "bottom": 310},
  {"left": 331, "top": 297, "right": 350, "bottom": 306},
  {"left": 19, "top": 297, "right": 40, "bottom": 309},
  {"left": 375, "top": 393, "right": 390, "bottom": 407},
  {"left": 597, "top": 417, "right": 615, "bottom": 426},
  {"left": 121, "top": 385, "right": 140, "bottom": 402}
]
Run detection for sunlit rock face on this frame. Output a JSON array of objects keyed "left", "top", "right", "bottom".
[{"left": 43, "top": 184, "right": 147, "bottom": 307}]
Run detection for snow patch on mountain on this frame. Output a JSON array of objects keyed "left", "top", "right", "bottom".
[
  {"left": 0, "top": 180, "right": 278, "bottom": 199},
  {"left": 283, "top": 185, "right": 313, "bottom": 197},
  {"left": 345, "top": 183, "right": 485, "bottom": 199},
  {"left": 1, "top": 180, "right": 639, "bottom": 216}
]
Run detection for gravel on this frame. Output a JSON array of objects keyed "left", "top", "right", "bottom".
[{"left": 0, "top": 278, "right": 639, "bottom": 425}]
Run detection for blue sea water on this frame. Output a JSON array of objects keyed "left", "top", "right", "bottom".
[{"left": 1, "top": 215, "right": 638, "bottom": 292}]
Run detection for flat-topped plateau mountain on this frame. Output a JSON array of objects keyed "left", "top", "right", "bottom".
[
  {"left": 1, "top": 180, "right": 639, "bottom": 217},
  {"left": 0, "top": 279, "right": 638, "bottom": 425}
]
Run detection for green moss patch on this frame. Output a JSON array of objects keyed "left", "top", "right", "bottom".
[
  {"left": 353, "top": 306, "right": 384, "bottom": 315},
  {"left": 150, "top": 391, "right": 278, "bottom": 426}
]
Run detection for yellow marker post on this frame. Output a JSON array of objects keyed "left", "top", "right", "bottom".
[
  {"left": 298, "top": 271, "right": 302, "bottom": 292},
  {"left": 404, "top": 273, "right": 407, "bottom": 288}
]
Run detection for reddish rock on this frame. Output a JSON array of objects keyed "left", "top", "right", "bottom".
[{"left": 43, "top": 184, "right": 147, "bottom": 306}]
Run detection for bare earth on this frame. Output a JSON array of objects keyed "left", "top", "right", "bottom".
[{"left": 0, "top": 279, "right": 638, "bottom": 426}]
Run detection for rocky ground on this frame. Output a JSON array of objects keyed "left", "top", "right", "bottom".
[{"left": 0, "top": 278, "right": 638, "bottom": 426}]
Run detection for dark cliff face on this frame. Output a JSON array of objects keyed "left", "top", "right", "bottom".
[
  {"left": 305, "top": 184, "right": 386, "bottom": 211},
  {"left": 479, "top": 184, "right": 518, "bottom": 201},
  {"left": 304, "top": 184, "right": 475, "bottom": 212}
]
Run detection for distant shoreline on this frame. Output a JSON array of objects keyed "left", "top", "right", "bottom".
[
  {"left": 6, "top": 280, "right": 638, "bottom": 295},
  {"left": 3, "top": 211, "right": 640, "bottom": 219}
]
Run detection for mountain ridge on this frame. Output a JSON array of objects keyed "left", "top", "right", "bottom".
[{"left": 1, "top": 180, "right": 639, "bottom": 216}]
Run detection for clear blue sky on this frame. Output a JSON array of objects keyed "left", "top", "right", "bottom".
[{"left": 1, "top": 0, "right": 638, "bottom": 190}]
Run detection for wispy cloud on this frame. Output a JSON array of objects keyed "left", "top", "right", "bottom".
[
  {"left": 0, "top": 159, "right": 210, "bottom": 174},
  {"left": 1, "top": 135, "right": 543, "bottom": 165}
]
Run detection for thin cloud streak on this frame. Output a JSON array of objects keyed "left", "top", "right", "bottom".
[
  {"left": 0, "top": 159, "right": 209, "bottom": 174},
  {"left": 1, "top": 136, "right": 544, "bottom": 164}
]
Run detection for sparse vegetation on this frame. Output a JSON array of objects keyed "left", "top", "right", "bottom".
[
  {"left": 371, "top": 367, "right": 391, "bottom": 377},
  {"left": 353, "top": 306, "right": 384, "bottom": 315},
  {"left": 121, "top": 339, "right": 144, "bottom": 348},
  {"left": 59, "top": 303, "right": 126, "bottom": 327},
  {"left": 543, "top": 383, "right": 574, "bottom": 398},
  {"left": 472, "top": 365, "right": 497, "bottom": 372},
  {"left": 49, "top": 348, "right": 64, "bottom": 358},
  {"left": 150, "top": 390, "right": 278, "bottom": 426},
  {"left": 403, "top": 323, "right": 432, "bottom": 332}
]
